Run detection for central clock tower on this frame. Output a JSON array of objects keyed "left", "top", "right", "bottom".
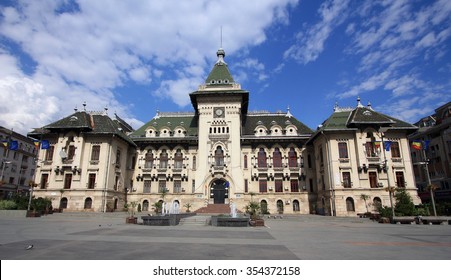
[{"left": 189, "top": 48, "right": 249, "bottom": 203}]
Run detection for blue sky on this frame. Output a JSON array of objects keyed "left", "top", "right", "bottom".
[{"left": 0, "top": 0, "right": 450, "bottom": 135}]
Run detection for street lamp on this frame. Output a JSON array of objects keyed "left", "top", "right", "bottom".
[
  {"left": 27, "top": 181, "right": 37, "bottom": 211},
  {"left": 421, "top": 149, "right": 437, "bottom": 216}
]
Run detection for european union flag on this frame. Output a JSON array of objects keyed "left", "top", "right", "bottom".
[
  {"left": 41, "top": 140, "right": 50, "bottom": 150},
  {"left": 384, "top": 141, "right": 392, "bottom": 151},
  {"left": 9, "top": 140, "right": 18, "bottom": 150}
]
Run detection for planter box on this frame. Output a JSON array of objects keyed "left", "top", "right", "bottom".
[{"left": 249, "top": 219, "right": 265, "bottom": 227}]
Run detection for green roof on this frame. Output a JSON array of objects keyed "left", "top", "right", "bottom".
[
  {"left": 205, "top": 48, "right": 235, "bottom": 85},
  {"left": 28, "top": 111, "right": 136, "bottom": 146},
  {"left": 130, "top": 114, "right": 198, "bottom": 138},
  {"left": 243, "top": 114, "right": 313, "bottom": 135}
]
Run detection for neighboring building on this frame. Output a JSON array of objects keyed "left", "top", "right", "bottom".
[
  {"left": 409, "top": 102, "right": 451, "bottom": 203},
  {"left": 306, "top": 100, "right": 421, "bottom": 216},
  {"left": 0, "top": 126, "right": 38, "bottom": 199},
  {"left": 28, "top": 110, "right": 136, "bottom": 211},
  {"left": 26, "top": 48, "right": 422, "bottom": 216}
]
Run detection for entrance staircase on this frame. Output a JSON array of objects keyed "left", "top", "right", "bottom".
[{"left": 194, "top": 204, "right": 232, "bottom": 214}]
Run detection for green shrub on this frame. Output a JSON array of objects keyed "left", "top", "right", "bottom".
[
  {"left": 0, "top": 200, "right": 17, "bottom": 210},
  {"left": 394, "top": 189, "right": 415, "bottom": 216}
]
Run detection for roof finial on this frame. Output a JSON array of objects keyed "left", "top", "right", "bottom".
[
  {"left": 286, "top": 106, "right": 293, "bottom": 118},
  {"left": 334, "top": 102, "right": 338, "bottom": 112},
  {"left": 83, "top": 101, "right": 87, "bottom": 111},
  {"left": 74, "top": 105, "right": 78, "bottom": 112},
  {"left": 357, "top": 96, "right": 363, "bottom": 108},
  {"left": 104, "top": 106, "right": 108, "bottom": 115},
  {"left": 367, "top": 101, "right": 373, "bottom": 110},
  {"left": 220, "top": 26, "right": 223, "bottom": 49}
]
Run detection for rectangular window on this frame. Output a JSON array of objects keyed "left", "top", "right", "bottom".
[
  {"left": 342, "top": 172, "right": 351, "bottom": 188},
  {"left": 365, "top": 142, "right": 379, "bottom": 157},
  {"left": 259, "top": 179, "right": 267, "bottom": 193},
  {"left": 244, "top": 179, "right": 248, "bottom": 193},
  {"left": 64, "top": 173, "right": 72, "bottom": 189},
  {"left": 88, "top": 173, "right": 96, "bottom": 189},
  {"left": 275, "top": 180, "right": 283, "bottom": 192},
  {"left": 45, "top": 146, "right": 54, "bottom": 161},
  {"left": 174, "top": 180, "right": 181, "bottom": 193},
  {"left": 309, "top": 178, "right": 313, "bottom": 193},
  {"left": 159, "top": 180, "right": 166, "bottom": 193},
  {"left": 143, "top": 180, "right": 151, "bottom": 193},
  {"left": 114, "top": 175, "right": 119, "bottom": 191},
  {"left": 396, "top": 172, "right": 405, "bottom": 188},
  {"left": 307, "top": 155, "right": 312, "bottom": 168},
  {"left": 369, "top": 172, "right": 377, "bottom": 188},
  {"left": 192, "top": 179, "right": 195, "bottom": 193},
  {"left": 338, "top": 142, "right": 348, "bottom": 159},
  {"left": 40, "top": 174, "right": 49, "bottom": 189},
  {"left": 91, "top": 145, "right": 100, "bottom": 161},
  {"left": 68, "top": 145, "right": 76, "bottom": 160},
  {"left": 391, "top": 142, "right": 401, "bottom": 158},
  {"left": 290, "top": 179, "right": 299, "bottom": 192}
]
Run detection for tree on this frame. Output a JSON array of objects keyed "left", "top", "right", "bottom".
[
  {"left": 360, "top": 194, "right": 370, "bottom": 213},
  {"left": 394, "top": 189, "right": 415, "bottom": 216}
]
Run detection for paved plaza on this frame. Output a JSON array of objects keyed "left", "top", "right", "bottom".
[{"left": 0, "top": 212, "right": 450, "bottom": 260}]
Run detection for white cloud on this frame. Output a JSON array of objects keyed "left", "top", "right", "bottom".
[
  {"left": 284, "top": 0, "right": 350, "bottom": 64},
  {"left": 0, "top": 0, "right": 298, "bottom": 134}
]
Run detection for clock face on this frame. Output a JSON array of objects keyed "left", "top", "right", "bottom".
[{"left": 214, "top": 107, "right": 224, "bottom": 117}]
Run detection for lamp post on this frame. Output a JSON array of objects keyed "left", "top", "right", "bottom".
[{"left": 27, "top": 181, "right": 37, "bottom": 211}]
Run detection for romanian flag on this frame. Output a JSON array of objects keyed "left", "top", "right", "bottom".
[
  {"left": 411, "top": 141, "right": 422, "bottom": 150},
  {"left": 34, "top": 141, "right": 40, "bottom": 149},
  {"left": 374, "top": 141, "right": 381, "bottom": 149},
  {"left": 1, "top": 140, "right": 7, "bottom": 148}
]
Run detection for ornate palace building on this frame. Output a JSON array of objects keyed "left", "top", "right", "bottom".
[{"left": 27, "top": 49, "right": 421, "bottom": 216}]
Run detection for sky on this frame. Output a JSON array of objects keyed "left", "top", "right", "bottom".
[{"left": 0, "top": 0, "right": 450, "bottom": 135}]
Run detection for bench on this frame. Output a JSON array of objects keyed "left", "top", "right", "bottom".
[{"left": 392, "top": 216, "right": 416, "bottom": 224}]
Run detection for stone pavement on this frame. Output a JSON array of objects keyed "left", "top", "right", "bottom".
[{"left": 0, "top": 212, "right": 450, "bottom": 260}]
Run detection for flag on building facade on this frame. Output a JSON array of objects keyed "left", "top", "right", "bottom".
[
  {"left": 34, "top": 141, "right": 40, "bottom": 149},
  {"left": 374, "top": 141, "right": 381, "bottom": 149},
  {"left": 423, "top": 140, "right": 430, "bottom": 150},
  {"left": 411, "top": 140, "right": 422, "bottom": 150},
  {"left": 384, "top": 141, "right": 392, "bottom": 151},
  {"left": 1, "top": 140, "right": 7, "bottom": 148},
  {"left": 41, "top": 140, "right": 50, "bottom": 150},
  {"left": 9, "top": 140, "right": 18, "bottom": 150}
]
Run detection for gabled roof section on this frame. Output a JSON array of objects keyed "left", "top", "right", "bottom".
[
  {"left": 307, "top": 98, "right": 418, "bottom": 144},
  {"left": 28, "top": 111, "right": 136, "bottom": 146},
  {"left": 130, "top": 112, "right": 198, "bottom": 138},
  {"left": 43, "top": 111, "right": 93, "bottom": 131},
  {"left": 242, "top": 112, "right": 313, "bottom": 135}
]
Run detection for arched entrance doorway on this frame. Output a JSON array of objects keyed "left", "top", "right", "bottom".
[{"left": 210, "top": 179, "right": 229, "bottom": 204}]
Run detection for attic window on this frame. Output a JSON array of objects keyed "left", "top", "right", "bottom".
[
  {"left": 211, "top": 80, "right": 215, "bottom": 84},
  {"left": 224, "top": 79, "right": 229, "bottom": 83},
  {"left": 178, "top": 130, "right": 181, "bottom": 133},
  {"left": 257, "top": 121, "right": 263, "bottom": 125},
  {"left": 70, "top": 116, "right": 78, "bottom": 121},
  {"left": 271, "top": 121, "right": 276, "bottom": 125},
  {"left": 363, "top": 110, "right": 372, "bottom": 116},
  {"left": 259, "top": 129, "right": 263, "bottom": 133}
]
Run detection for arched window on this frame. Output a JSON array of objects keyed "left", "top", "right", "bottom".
[
  {"left": 260, "top": 200, "right": 268, "bottom": 214},
  {"left": 142, "top": 200, "right": 149, "bottom": 211},
  {"left": 372, "top": 197, "right": 382, "bottom": 211},
  {"left": 346, "top": 197, "right": 355, "bottom": 212},
  {"left": 215, "top": 146, "right": 224, "bottom": 166},
  {"left": 145, "top": 151, "right": 154, "bottom": 168},
  {"left": 277, "top": 200, "right": 284, "bottom": 214},
  {"left": 244, "top": 155, "right": 248, "bottom": 169},
  {"left": 159, "top": 149, "right": 168, "bottom": 169},
  {"left": 174, "top": 149, "right": 183, "bottom": 169},
  {"left": 293, "top": 200, "right": 300, "bottom": 212},
  {"left": 258, "top": 148, "right": 267, "bottom": 168},
  {"left": 273, "top": 148, "right": 282, "bottom": 168},
  {"left": 59, "top": 197, "right": 68, "bottom": 209},
  {"left": 288, "top": 147, "right": 297, "bottom": 168},
  {"left": 84, "top": 197, "right": 92, "bottom": 209}
]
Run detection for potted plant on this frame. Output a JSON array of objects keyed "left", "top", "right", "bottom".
[
  {"left": 246, "top": 201, "right": 264, "bottom": 226},
  {"left": 125, "top": 201, "right": 138, "bottom": 224},
  {"left": 152, "top": 201, "right": 163, "bottom": 215}
]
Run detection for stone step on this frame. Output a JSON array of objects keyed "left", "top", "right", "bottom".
[{"left": 194, "top": 204, "right": 232, "bottom": 214}]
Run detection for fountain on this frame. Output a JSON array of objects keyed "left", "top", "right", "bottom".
[
  {"left": 141, "top": 201, "right": 194, "bottom": 226},
  {"left": 211, "top": 203, "right": 249, "bottom": 227}
]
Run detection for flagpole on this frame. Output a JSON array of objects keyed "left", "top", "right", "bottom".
[{"left": 381, "top": 132, "right": 396, "bottom": 221}]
